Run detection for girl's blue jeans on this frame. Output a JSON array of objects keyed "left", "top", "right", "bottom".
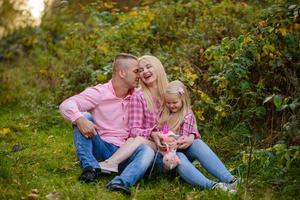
[{"left": 155, "top": 139, "right": 234, "bottom": 189}]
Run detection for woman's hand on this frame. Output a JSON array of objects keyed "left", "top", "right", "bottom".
[
  {"left": 177, "top": 134, "right": 195, "bottom": 149},
  {"left": 151, "top": 131, "right": 165, "bottom": 150}
]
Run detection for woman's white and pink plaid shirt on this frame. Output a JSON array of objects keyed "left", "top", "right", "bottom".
[{"left": 128, "top": 90, "right": 161, "bottom": 139}]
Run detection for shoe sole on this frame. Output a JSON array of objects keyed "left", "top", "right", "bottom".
[
  {"left": 108, "top": 185, "right": 131, "bottom": 195},
  {"left": 101, "top": 169, "right": 113, "bottom": 174}
]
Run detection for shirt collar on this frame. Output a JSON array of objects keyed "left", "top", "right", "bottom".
[{"left": 108, "top": 79, "right": 136, "bottom": 100}]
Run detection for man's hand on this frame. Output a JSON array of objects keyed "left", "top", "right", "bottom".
[
  {"left": 75, "top": 116, "right": 97, "bottom": 138},
  {"left": 151, "top": 131, "right": 165, "bottom": 150},
  {"left": 177, "top": 135, "right": 195, "bottom": 149}
]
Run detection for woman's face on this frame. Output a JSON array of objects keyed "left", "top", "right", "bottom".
[{"left": 138, "top": 60, "right": 157, "bottom": 86}]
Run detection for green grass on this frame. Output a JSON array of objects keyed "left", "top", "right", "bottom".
[{"left": 0, "top": 105, "right": 299, "bottom": 200}]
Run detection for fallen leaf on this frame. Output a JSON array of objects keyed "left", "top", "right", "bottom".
[
  {"left": 27, "top": 189, "right": 39, "bottom": 199},
  {"left": 48, "top": 135, "right": 54, "bottom": 139},
  {"left": 0, "top": 128, "right": 11, "bottom": 135},
  {"left": 46, "top": 192, "right": 62, "bottom": 200}
]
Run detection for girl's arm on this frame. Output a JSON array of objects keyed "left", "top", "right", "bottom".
[
  {"left": 179, "top": 112, "right": 200, "bottom": 139},
  {"left": 177, "top": 112, "right": 200, "bottom": 149}
]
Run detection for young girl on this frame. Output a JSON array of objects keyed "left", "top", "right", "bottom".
[
  {"left": 158, "top": 80, "right": 200, "bottom": 147},
  {"left": 155, "top": 80, "right": 238, "bottom": 193}
]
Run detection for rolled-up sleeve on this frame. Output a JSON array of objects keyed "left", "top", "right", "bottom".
[
  {"left": 59, "top": 85, "right": 103, "bottom": 123},
  {"left": 180, "top": 113, "right": 200, "bottom": 139}
]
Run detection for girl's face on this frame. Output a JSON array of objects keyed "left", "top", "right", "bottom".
[
  {"left": 165, "top": 93, "right": 183, "bottom": 113},
  {"left": 138, "top": 60, "right": 157, "bottom": 86}
]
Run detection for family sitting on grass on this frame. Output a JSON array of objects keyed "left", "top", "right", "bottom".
[{"left": 59, "top": 53, "right": 239, "bottom": 195}]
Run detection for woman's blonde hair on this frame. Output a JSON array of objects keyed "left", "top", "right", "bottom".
[
  {"left": 159, "top": 80, "right": 192, "bottom": 133},
  {"left": 138, "top": 55, "right": 168, "bottom": 111}
]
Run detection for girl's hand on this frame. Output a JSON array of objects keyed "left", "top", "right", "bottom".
[
  {"left": 167, "top": 141, "right": 178, "bottom": 150},
  {"left": 151, "top": 131, "right": 165, "bottom": 150},
  {"left": 177, "top": 135, "right": 195, "bottom": 149}
]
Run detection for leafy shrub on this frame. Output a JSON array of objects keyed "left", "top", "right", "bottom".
[{"left": 201, "top": 2, "right": 300, "bottom": 145}]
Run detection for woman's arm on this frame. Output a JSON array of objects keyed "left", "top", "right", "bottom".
[{"left": 128, "top": 92, "right": 156, "bottom": 138}]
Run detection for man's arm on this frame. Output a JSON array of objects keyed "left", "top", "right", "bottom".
[
  {"left": 59, "top": 85, "right": 103, "bottom": 137},
  {"left": 74, "top": 116, "right": 97, "bottom": 138}
]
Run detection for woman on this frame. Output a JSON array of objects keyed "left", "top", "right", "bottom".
[{"left": 129, "top": 55, "right": 238, "bottom": 192}]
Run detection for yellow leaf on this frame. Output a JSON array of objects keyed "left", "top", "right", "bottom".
[
  {"left": 199, "top": 91, "right": 213, "bottom": 104},
  {"left": 96, "top": 73, "right": 107, "bottom": 83},
  {"left": 146, "top": 11, "right": 155, "bottom": 21},
  {"left": 242, "top": 36, "right": 253, "bottom": 45},
  {"left": 255, "top": 52, "right": 261, "bottom": 62},
  {"left": 97, "top": 44, "right": 109, "bottom": 55},
  {"left": 195, "top": 109, "right": 205, "bottom": 121},
  {"left": 141, "top": 22, "right": 150, "bottom": 29},
  {"left": 214, "top": 105, "right": 223, "bottom": 112},
  {"left": 0, "top": 128, "right": 11, "bottom": 135},
  {"left": 258, "top": 20, "right": 267, "bottom": 28},
  {"left": 242, "top": 153, "right": 248, "bottom": 164},
  {"left": 217, "top": 79, "right": 228, "bottom": 91},
  {"left": 129, "top": 10, "right": 138, "bottom": 17},
  {"left": 219, "top": 111, "right": 227, "bottom": 117},
  {"left": 103, "top": 2, "right": 115, "bottom": 9},
  {"left": 39, "top": 69, "right": 47, "bottom": 75},
  {"left": 263, "top": 44, "right": 275, "bottom": 54},
  {"left": 278, "top": 28, "right": 288, "bottom": 36},
  {"left": 173, "top": 66, "right": 180, "bottom": 71}
]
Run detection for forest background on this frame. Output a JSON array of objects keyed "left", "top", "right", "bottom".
[{"left": 0, "top": 0, "right": 299, "bottom": 199}]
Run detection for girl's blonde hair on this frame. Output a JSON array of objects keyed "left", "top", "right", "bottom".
[
  {"left": 159, "top": 80, "right": 192, "bottom": 133},
  {"left": 138, "top": 55, "right": 168, "bottom": 111}
]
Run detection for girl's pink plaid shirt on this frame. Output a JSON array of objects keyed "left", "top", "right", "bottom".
[{"left": 128, "top": 90, "right": 200, "bottom": 139}]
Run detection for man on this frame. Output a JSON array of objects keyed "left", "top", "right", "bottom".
[{"left": 59, "top": 53, "right": 155, "bottom": 194}]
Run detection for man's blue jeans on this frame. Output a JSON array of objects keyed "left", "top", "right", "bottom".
[
  {"left": 73, "top": 113, "right": 155, "bottom": 188},
  {"left": 155, "top": 139, "right": 234, "bottom": 189}
]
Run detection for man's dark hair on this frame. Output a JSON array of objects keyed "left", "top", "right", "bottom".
[{"left": 112, "top": 53, "right": 138, "bottom": 74}]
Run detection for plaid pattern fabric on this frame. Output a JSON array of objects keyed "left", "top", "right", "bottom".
[
  {"left": 129, "top": 90, "right": 161, "bottom": 139},
  {"left": 179, "top": 112, "right": 200, "bottom": 139},
  {"left": 128, "top": 90, "right": 200, "bottom": 139}
]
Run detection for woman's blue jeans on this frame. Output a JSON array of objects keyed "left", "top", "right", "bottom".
[
  {"left": 73, "top": 113, "right": 155, "bottom": 188},
  {"left": 155, "top": 139, "right": 234, "bottom": 189}
]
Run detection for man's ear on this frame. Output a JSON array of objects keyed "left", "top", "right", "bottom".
[{"left": 118, "top": 69, "right": 126, "bottom": 78}]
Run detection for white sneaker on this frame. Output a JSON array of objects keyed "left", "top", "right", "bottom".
[
  {"left": 227, "top": 177, "right": 240, "bottom": 191},
  {"left": 212, "top": 182, "right": 237, "bottom": 194}
]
